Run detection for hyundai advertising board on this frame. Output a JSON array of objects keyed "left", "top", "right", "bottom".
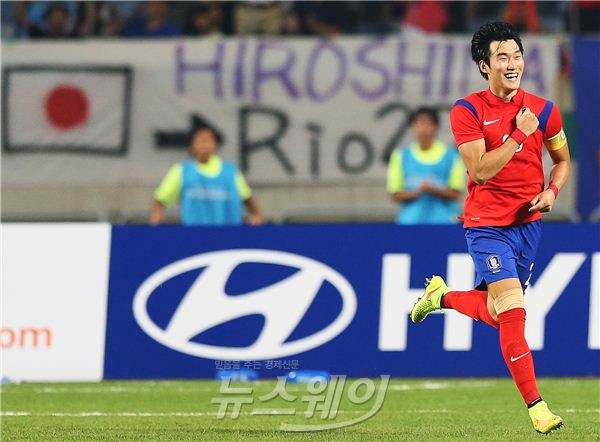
[{"left": 105, "top": 224, "right": 600, "bottom": 379}]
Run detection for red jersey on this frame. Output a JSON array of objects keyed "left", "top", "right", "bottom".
[{"left": 450, "top": 88, "right": 564, "bottom": 228}]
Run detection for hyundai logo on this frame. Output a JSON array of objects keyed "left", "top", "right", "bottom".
[{"left": 133, "top": 249, "right": 357, "bottom": 360}]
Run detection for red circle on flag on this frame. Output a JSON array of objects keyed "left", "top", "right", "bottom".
[{"left": 44, "top": 85, "right": 89, "bottom": 130}]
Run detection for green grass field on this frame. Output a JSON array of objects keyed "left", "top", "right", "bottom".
[{"left": 1, "top": 378, "right": 598, "bottom": 441}]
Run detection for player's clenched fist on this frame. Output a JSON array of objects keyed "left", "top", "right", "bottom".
[{"left": 516, "top": 107, "right": 539, "bottom": 136}]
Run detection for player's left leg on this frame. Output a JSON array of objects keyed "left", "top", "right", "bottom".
[
  {"left": 489, "top": 277, "right": 563, "bottom": 434},
  {"left": 489, "top": 278, "right": 540, "bottom": 404}
]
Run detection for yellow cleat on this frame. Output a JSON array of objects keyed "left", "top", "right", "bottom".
[
  {"left": 411, "top": 275, "right": 450, "bottom": 324},
  {"left": 528, "top": 401, "right": 564, "bottom": 434}
]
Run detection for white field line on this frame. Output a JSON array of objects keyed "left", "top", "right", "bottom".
[
  {"left": 449, "top": 381, "right": 498, "bottom": 388},
  {"left": 29, "top": 385, "right": 308, "bottom": 394},
  {"left": 24, "top": 381, "right": 496, "bottom": 395},
  {"left": 32, "top": 386, "right": 213, "bottom": 394},
  {"left": 4, "top": 408, "right": 599, "bottom": 418},
  {"left": 1, "top": 409, "right": 450, "bottom": 418},
  {"left": 387, "top": 381, "right": 497, "bottom": 391},
  {"left": 387, "top": 382, "right": 449, "bottom": 391}
]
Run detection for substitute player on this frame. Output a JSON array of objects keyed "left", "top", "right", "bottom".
[
  {"left": 410, "top": 22, "right": 570, "bottom": 434},
  {"left": 150, "top": 123, "right": 263, "bottom": 226}
]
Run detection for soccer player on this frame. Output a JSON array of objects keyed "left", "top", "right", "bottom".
[
  {"left": 150, "top": 123, "right": 263, "bottom": 226},
  {"left": 410, "top": 22, "right": 570, "bottom": 434}
]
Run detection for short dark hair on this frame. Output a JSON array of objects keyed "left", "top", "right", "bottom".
[
  {"left": 409, "top": 107, "right": 439, "bottom": 126},
  {"left": 471, "top": 21, "right": 524, "bottom": 80},
  {"left": 189, "top": 115, "right": 223, "bottom": 145}
]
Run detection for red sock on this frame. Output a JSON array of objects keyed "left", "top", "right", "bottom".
[
  {"left": 441, "top": 290, "right": 499, "bottom": 329},
  {"left": 498, "top": 308, "right": 541, "bottom": 406}
]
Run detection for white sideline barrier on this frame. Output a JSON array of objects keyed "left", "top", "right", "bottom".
[{"left": 1, "top": 224, "right": 111, "bottom": 382}]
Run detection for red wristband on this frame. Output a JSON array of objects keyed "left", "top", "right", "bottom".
[
  {"left": 510, "top": 128, "right": 528, "bottom": 145},
  {"left": 547, "top": 183, "right": 559, "bottom": 198}
]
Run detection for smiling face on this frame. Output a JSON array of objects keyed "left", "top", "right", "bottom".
[{"left": 480, "top": 39, "right": 524, "bottom": 98}]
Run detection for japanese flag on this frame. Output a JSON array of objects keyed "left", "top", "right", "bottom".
[{"left": 3, "top": 66, "right": 132, "bottom": 154}]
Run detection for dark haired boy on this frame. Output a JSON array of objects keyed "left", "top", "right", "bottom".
[
  {"left": 387, "top": 107, "right": 465, "bottom": 224},
  {"left": 151, "top": 125, "right": 262, "bottom": 226}
]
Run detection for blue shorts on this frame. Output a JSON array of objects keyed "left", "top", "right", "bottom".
[{"left": 465, "top": 220, "right": 542, "bottom": 291}]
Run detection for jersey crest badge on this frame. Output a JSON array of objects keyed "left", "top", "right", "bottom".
[{"left": 486, "top": 254, "right": 502, "bottom": 273}]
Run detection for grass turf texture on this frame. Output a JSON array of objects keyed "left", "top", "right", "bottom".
[{"left": 1, "top": 378, "right": 598, "bottom": 441}]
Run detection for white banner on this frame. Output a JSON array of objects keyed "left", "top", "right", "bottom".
[
  {"left": 1, "top": 36, "right": 560, "bottom": 186},
  {"left": 1, "top": 224, "right": 111, "bottom": 382}
]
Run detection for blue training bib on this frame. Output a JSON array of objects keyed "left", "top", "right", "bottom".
[
  {"left": 180, "top": 160, "right": 242, "bottom": 225},
  {"left": 397, "top": 146, "right": 460, "bottom": 225}
]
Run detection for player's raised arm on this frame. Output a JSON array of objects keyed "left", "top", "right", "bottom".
[{"left": 454, "top": 107, "right": 538, "bottom": 185}]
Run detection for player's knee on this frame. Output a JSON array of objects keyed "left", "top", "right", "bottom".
[
  {"left": 486, "top": 295, "right": 498, "bottom": 322},
  {"left": 492, "top": 288, "right": 524, "bottom": 314}
]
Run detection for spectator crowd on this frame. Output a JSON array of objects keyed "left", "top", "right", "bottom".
[{"left": 2, "top": 1, "right": 599, "bottom": 40}]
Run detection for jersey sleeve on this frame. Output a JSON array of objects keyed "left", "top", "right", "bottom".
[
  {"left": 386, "top": 149, "right": 404, "bottom": 193},
  {"left": 450, "top": 103, "right": 483, "bottom": 147},
  {"left": 542, "top": 103, "right": 568, "bottom": 151},
  {"left": 236, "top": 171, "right": 252, "bottom": 201},
  {"left": 153, "top": 164, "right": 182, "bottom": 207}
]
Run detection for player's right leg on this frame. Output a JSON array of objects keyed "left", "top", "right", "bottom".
[
  {"left": 412, "top": 225, "right": 508, "bottom": 327},
  {"left": 441, "top": 285, "right": 498, "bottom": 327},
  {"left": 410, "top": 275, "right": 448, "bottom": 323},
  {"left": 410, "top": 276, "right": 498, "bottom": 327}
]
